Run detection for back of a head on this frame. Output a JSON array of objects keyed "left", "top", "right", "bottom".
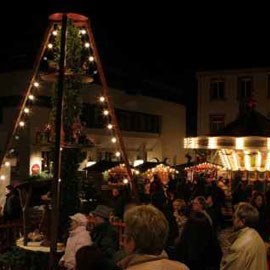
[
  {"left": 124, "top": 204, "right": 168, "bottom": 255},
  {"left": 235, "top": 202, "right": 259, "bottom": 228}
]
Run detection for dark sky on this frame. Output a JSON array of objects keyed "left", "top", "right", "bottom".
[{"left": 1, "top": 2, "right": 269, "bottom": 135}]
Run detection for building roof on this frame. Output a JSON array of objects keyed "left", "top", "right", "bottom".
[{"left": 215, "top": 109, "right": 270, "bottom": 137}]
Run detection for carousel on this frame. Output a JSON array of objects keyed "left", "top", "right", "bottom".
[{"left": 184, "top": 108, "right": 270, "bottom": 182}]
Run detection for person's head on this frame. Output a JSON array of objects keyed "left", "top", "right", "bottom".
[
  {"left": 233, "top": 202, "right": 259, "bottom": 231},
  {"left": 5, "top": 185, "right": 14, "bottom": 195},
  {"left": 123, "top": 205, "right": 168, "bottom": 256},
  {"left": 92, "top": 205, "right": 111, "bottom": 226},
  {"left": 192, "top": 196, "right": 207, "bottom": 212},
  {"left": 112, "top": 188, "right": 120, "bottom": 198},
  {"left": 206, "top": 194, "right": 214, "bottom": 207},
  {"left": 173, "top": 199, "right": 186, "bottom": 212},
  {"left": 69, "top": 213, "right": 88, "bottom": 231},
  {"left": 251, "top": 191, "right": 265, "bottom": 209}
]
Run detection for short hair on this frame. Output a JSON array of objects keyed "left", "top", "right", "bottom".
[
  {"left": 124, "top": 205, "right": 168, "bottom": 255},
  {"left": 194, "top": 196, "right": 207, "bottom": 210},
  {"left": 234, "top": 202, "right": 259, "bottom": 228}
]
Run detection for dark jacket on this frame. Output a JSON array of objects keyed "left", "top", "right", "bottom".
[
  {"left": 91, "top": 221, "right": 118, "bottom": 259},
  {"left": 3, "top": 191, "right": 21, "bottom": 221}
]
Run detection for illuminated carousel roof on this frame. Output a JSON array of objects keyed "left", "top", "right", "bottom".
[{"left": 184, "top": 109, "right": 270, "bottom": 172}]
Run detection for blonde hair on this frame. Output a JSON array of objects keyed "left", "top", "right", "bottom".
[{"left": 124, "top": 205, "right": 168, "bottom": 255}]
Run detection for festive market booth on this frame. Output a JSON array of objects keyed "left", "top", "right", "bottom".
[
  {"left": 184, "top": 162, "right": 223, "bottom": 182},
  {"left": 184, "top": 109, "right": 270, "bottom": 182},
  {"left": 84, "top": 160, "right": 137, "bottom": 187},
  {"left": 135, "top": 162, "right": 179, "bottom": 184}
]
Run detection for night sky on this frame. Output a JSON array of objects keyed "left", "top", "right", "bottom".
[{"left": 1, "top": 2, "right": 269, "bottom": 135}]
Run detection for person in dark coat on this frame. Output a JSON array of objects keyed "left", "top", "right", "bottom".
[
  {"left": 2, "top": 185, "right": 21, "bottom": 222},
  {"left": 91, "top": 205, "right": 118, "bottom": 260},
  {"left": 175, "top": 211, "right": 222, "bottom": 270}
]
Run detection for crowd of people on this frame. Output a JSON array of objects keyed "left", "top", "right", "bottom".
[{"left": 58, "top": 174, "right": 270, "bottom": 270}]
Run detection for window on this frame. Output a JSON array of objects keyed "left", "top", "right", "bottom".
[
  {"left": 81, "top": 104, "right": 160, "bottom": 134},
  {"left": 210, "top": 80, "right": 225, "bottom": 100},
  {"left": 238, "top": 77, "right": 253, "bottom": 99},
  {"left": 209, "top": 114, "right": 225, "bottom": 134}
]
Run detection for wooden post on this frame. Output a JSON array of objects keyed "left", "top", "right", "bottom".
[
  {"left": 49, "top": 13, "right": 68, "bottom": 270},
  {"left": 0, "top": 23, "right": 54, "bottom": 171},
  {"left": 85, "top": 19, "right": 139, "bottom": 202}
]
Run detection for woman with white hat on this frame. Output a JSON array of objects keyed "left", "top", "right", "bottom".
[{"left": 59, "top": 213, "right": 92, "bottom": 270}]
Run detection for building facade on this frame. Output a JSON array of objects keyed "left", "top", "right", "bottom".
[
  {"left": 197, "top": 67, "right": 270, "bottom": 136},
  {"left": 0, "top": 70, "right": 186, "bottom": 202}
]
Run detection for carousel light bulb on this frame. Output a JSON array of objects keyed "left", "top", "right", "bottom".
[
  {"left": 93, "top": 70, "right": 98, "bottom": 74},
  {"left": 29, "top": 94, "right": 35, "bottom": 100},
  {"left": 19, "top": 121, "right": 25, "bottom": 127},
  {"left": 84, "top": 42, "right": 90, "bottom": 48},
  {"left": 80, "top": 29, "right": 87, "bottom": 35},
  {"left": 24, "top": 107, "right": 30, "bottom": 114},
  {"left": 43, "top": 57, "right": 48, "bottom": 61},
  {"left": 115, "top": 151, "right": 121, "bottom": 157},
  {"left": 4, "top": 161, "right": 10, "bottom": 167},
  {"left": 99, "top": 96, "right": 105, "bottom": 102},
  {"left": 103, "top": 110, "right": 109, "bottom": 116},
  {"left": 111, "top": 137, "right": 117, "bottom": 143},
  {"left": 48, "top": 43, "right": 53, "bottom": 49},
  {"left": 52, "top": 30, "right": 57, "bottom": 36},
  {"left": 89, "top": 56, "right": 95, "bottom": 62},
  {"left": 33, "top": 82, "right": 39, "bottom": 87},
  {"left": 123, "top": 179, "right": 129, "bottom": 184},
  {"left": 15, "top": 135, "right": 19, "bottom": 140},
  {"left": 107, "top": 124, "right": 113, "bottom": 130},
  {"left": 0, "top": 175, "right": 5, "bottom": 180}
]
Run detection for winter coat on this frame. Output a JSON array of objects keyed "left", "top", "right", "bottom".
[
  {"left": 118, "top": 251, "right": 189, "bottom": 270},
  {"left": 220, "top": 227, "right": 267, "bottom": 270},
  {"left": 60, "top": 226, "right": 92, "bottom": 270},
  {"left": 91, "top": 221, "right": 118, "bottom": 259}
]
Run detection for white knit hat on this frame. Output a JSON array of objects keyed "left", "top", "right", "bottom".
[{"left": 69, "top": 213, "right": 88, "bottom": 226}]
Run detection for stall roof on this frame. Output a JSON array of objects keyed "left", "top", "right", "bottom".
[
  {"left": 135, "top": 162, "right": 165, "bottom": 173},
  {"left": 84, "top": 160, "right": 121, "bottom": 172}
]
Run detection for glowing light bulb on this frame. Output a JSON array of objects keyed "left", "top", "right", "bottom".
[
  {"left": 33, "top": 82, "right": 39, "bottom": 87},
  {"left": 107, "top": 124, "right": 113, "bottom": 129},
  {"left": 123, "top": 179, "right": 129, "bottom": 184},
  {"left": 52, "top": 30, "right": 57, "bottom": 36},
  {"left": 115, "top": 151, "right": 121, "bottom": 157},
  {"left": 84, "top": 42, "right": 90, "bottom": 48},
  {"left": 0, "top": 175, "right": 5, "bottom": 180},
  {"left": 24, "top": 107, "right": 30, "bottom": 114},
  {"left": 99, "top": 96, "right": 105, "bottom": 102},
  {"left": 19, "top": 121, "right": 25, "bottom": 127},
  {"left": 4, "top": 161, "right": 10, "bottom": 167},
  {"left": 48, "top": 43, "right": 53, "bottom": 49},
  {"left": 89, "top": 56, "right": 94, "bottom": 62},
  {"left": 43, "top": 57, "right": 48, "bottom": 61},
  {"left": 29, "top": 95, "right": 35, "bottom": 100},
  {"left": 111, "top": 137, "right": 117, "bottom": 143},
  {"left": 80, "top": 29, "right": 87, "bottom": 35},
  {"left": 103, "top": 110, "right": 109, "bottom": 116},
  {"left": 15, "top": 135, "right": 19, "bottom": 140}
]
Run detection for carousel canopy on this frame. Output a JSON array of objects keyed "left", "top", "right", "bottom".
[
  {"left": 184, "top": 109, "right": 270, "bottom": 172},
  {"left": 214, "top": 109, "right": 270, "bottom": 137}
]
